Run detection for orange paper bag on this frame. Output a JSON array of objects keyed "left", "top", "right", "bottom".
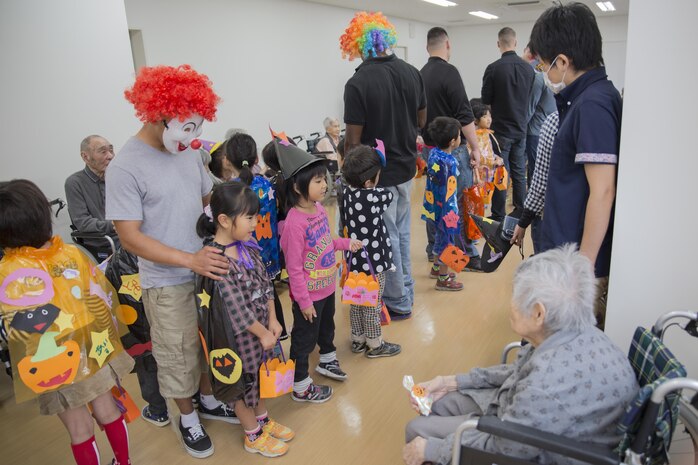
[
  {"left": 439, "top": 245, "right": 470, "bottom": 272},
  {"left": 259, "top": 344, "right": 295, "bottom": 399},
  {"left": 494, "top": 166, "right": 509, "bottom": 191},
  {"left": 112, "top": 384, "right": 140, "bottom": 423}
]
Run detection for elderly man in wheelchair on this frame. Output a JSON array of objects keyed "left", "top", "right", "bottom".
[{"left": 404, "top": 245, "right": 640, "bottom": 465}]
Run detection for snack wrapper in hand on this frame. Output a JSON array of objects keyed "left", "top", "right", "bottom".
[{"left": 403, "top": 375, "right": 432, "bottom": 416}]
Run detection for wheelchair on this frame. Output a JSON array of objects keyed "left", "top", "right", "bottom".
[
  {"left": 49, "top": 198, "right": 117, "bottom": 264},
  {"left": 454, "top": 311, "right": 698, "bottom": 465}
]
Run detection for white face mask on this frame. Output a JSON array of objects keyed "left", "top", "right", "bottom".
[
  {"left": 544, "top": 56, "right": 567, "bottom": 94},
  {"left": 162, "top": 115, "right": 204, "bottom": 154}
]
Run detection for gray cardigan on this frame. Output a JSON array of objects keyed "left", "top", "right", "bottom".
[{"left": 425, "top": 327, "right": 638, "bottom": 465}]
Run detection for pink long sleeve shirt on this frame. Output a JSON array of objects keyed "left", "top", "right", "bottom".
[{"left": 279, "top": 203, "right": 351, "bottom": 310}]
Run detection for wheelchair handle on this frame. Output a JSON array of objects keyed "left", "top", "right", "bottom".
[
  {"left": 650, "top": 377, "right": 698, "bottom": 404},
  {"left": 651, "top": 310, "right": 698, "bottom": 338},
  {"left": 451, "top": 418, "right": 479, "bottom": 465},
  {"left": 500, "top": 342, "right": 523, "bottom": 364}
]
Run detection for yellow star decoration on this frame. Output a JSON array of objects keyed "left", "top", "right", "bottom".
[
  {"left": 431, "top": 163, "right": 440, "bottom": 173},
  {"left": 118, "top": 273, "right": 142, "bottom": 301},
  {"left": 89, "top": 329, "right": 114, "bottom": 367},
  {"left": 197, "top": 290, "right": 211, "bottom": 309},
  {"left": 54, "top": 311, "right": 74, "bottom": 332}
]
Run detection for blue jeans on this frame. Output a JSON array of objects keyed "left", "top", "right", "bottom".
[
  {"left": 525, "top": 135, "right": 540, "bottom": 188},
  {"left": 383, "top": 179, "right": 414, "bottom": 314},
  {"left": 491, "top": 135, "right": 527, "bottom": 221}
]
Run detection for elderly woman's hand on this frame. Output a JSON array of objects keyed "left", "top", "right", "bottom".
[
  {"left": 409, "top": 376, "right": 455, "bottom": 413},
  {"left": 403, "top": 437, "right": 427, "bottom": 465}
]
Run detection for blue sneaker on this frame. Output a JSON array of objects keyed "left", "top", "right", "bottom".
[{"left": 141, "top": 405, "right": 170, "bottom": 427}]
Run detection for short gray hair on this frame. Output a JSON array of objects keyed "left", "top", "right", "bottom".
[
  {"left": 80, "top": 135, "right": 102, "bottom": 153},
  {"left": 323, "top": 117, "right": 339, "bottom": 129},
  {"left": 512, "top": 244, "right": 597, "bottom": 333}
]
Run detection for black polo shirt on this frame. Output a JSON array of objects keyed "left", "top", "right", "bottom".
[
  {"left": 344, "top": 54, "right": 426, "bottom": 187},
  {"left": 420, "top": 56, "right": 474, "bottom": 146},
  {"left": 481, "top": 50, "right": 535, "bottom": 138}
]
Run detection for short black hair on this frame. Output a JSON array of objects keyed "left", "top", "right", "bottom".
[
  {"left": 498, "top": 27, "right": 516, "bottom": 46},
  {"left": 208, "top": 146, "right": 227, "bottom": 180},
  {"left": 342, "top": 145, "right": 381, "bottom": 188},
  {"left": 470, "top": 101, "right": 490, "bottom": 120},
  {"left": 529, "top": 2, "right": 603, "bottom": 71},
  {"left": 0, "top": 179, "right": 53, "bottom": 249},
  {"left": 262, "top": 140, "right": 280, "bottom": 173},
  {"left": 225, "top": 133, "right": 258, "bottom": 186},
  {"left": 427, "top": 116, "right": 461, "bottom": 149},
  {"left": 283, "top": 162, "right": 327, "bottom": 211},
  {"left": 196, "top": 181, "right": 260, "bottom": 238},
  {"left": 427, "top": 27, "right": 448, "bottom": 48},
  {"left": 336, "top": 137, "right": 346, "bottom": 160}
]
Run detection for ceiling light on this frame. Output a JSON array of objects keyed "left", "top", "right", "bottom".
[
  {"left": 469, "top": 10, "right": 499, "bottom": 20},
  {"left": 596, "top": 1, "right": 616, "bottom": 12},
  {"left": 422, "top": 0, "right": 458, "bottom": 7}
]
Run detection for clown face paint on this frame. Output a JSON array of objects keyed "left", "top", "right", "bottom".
[{"left": 162, "top": 115, "right": 204, "bottom": 154}]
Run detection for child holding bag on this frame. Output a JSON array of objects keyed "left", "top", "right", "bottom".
[
  {"left": 340, "top": 144, "right": 401, "bottom": 358},
  {"left": 195, "top": 181, "right": 293, "bottom": 458}
]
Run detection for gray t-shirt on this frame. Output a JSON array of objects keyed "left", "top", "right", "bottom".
[{"left": 105, "top": 137, "right": 213, "bottom": 289}]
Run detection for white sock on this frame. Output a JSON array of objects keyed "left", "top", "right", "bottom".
[
  {"left": 180, "top": 410, "right": 200, "bottom": 429},
  {"left": 319, "top": 351, "right": 336, "bottom": 364},
  {"left": 293, "top": 376, "right": 312, "bottom": 394},
  {"left": 200, "top": 393, "right": 221, "bottom": 410}
]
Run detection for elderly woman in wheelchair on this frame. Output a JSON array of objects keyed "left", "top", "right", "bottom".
[{"left": 404, "top": 245, "right": 639, "bottom": 465}]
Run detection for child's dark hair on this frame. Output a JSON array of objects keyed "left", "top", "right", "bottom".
[
  {"left": 342, "top": 145, "right": 381, "bottom": 188},
  {"left": 208, "top": 145, "right": 227, "bottom": 180},
  {"left": 283, "top": 162, "right": 328, "bottom": 211},
  {"left": 225, "top": 133, "right": 257, "bottom": 186},
  {"left": 262, "top": 140, "right": 280, "bottom": 173},
  {"left": 427, "top": 116, "right": 461, "bottom": 149},
  {"left": 471, "top": 101, "right": 490, "bottom": 121},
  {"left": 0, "top": 179, "right": 53, "bottom": 249},
  {"left": 196, "top": 181, "right": 260, "bottom": 238},
  {"left": 529, "top": 2, "right": 603, "bottom": 71},
  {"left": 336, "top": 137, "right": 346, "bottom": 160}
]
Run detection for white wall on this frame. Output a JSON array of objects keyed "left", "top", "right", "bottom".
[
  {"left": 606, "top": 0, "right": 698, "bottom": 376},
  {"left": 447, "top": 15, "right": 628, "bottom": 100},
  {"left": 0, "top": 0, "right": 137, "bottom": 239},
  {"left": 124, "top": 0, "right": 435, "bottom": 151}
]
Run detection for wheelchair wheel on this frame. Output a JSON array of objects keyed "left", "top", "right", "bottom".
[{"left": 669, "top": 397, "right": 698, "bottom": 465}]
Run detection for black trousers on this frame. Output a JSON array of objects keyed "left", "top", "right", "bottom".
[
  {"left": 134, "top": 353, "right": 168, "bottom": 415},
  {"left": 289, "top": 294, "right": 336, "bottom": 382}
]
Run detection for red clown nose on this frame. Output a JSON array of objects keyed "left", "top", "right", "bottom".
[{"left": 190, "top": 139, "right": 202, "bottom": 150}]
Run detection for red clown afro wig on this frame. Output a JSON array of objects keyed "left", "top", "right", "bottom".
[{"left": 125, "top": 65, "right": 220, "bottom": 123}]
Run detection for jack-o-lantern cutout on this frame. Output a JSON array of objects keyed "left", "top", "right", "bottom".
[
  {"left": 18, "top": 331, "right": 80, "bottom": 393},
  {"left": 446, "top": 176, "right": 457, "bottom": 200},
  {"left": 494, "top": 166, "right": 508, "bottom": 190},
  {"left": 209, "top": 348, "right": 243, "bottom": 385},
  {"left": 425, "top": 190, "right": 434, "bottom": 205},
  {"left": 256, "top": 212, "right": 273, "bottom": 240},
  {"left": 439, "top": 245, "right": 470, "bottom": 272},
  {"left": 10, "top": 304, "right": 60, "bottom": 334}
]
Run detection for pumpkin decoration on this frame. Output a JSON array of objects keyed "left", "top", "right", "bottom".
[
  {"left": 209, "top": 348, "right": 243, "bottom": 385},
  {"left": 18, "top": 331, "right": 80, "bottom": 393},
  {"left": 341, "top": 272, "right": 380, "bottom": 307},
  {"left": 255, "top": 212, "right": 273, "bottom": 240},
  {"left": 439, "top": 245, "right": 470, "bottom": 273},
  {"left": 424, "top": 190, "right": 434, "bottom": 205},
  {"left": 412, "top": 385, "right": 426, "bottom": 397},
  {"left": 494, "top": 165, "right": 509, "bottom": 190}
]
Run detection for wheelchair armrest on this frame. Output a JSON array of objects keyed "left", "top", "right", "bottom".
[
  {"left": 70, "top": 231, "right": 116, "bottom": 257},
  {"left": 470, "top": 416, "right": 618, "bottom": 465}
]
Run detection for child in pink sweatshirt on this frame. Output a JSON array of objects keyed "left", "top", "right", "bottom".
[{"left": 277, "top": 146, "right": 361, "bottom": 403}]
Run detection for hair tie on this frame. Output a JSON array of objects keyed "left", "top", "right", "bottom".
[
  {"left": 242, "top": 160, "right": 249, "bottom": 167},
  {"left": 204, "top": 204, "right": 213, "bottom": 220}
]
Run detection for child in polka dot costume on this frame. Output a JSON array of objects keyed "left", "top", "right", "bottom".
[{"left": 340, "top": 145, "right": 402, "bottom": 358}]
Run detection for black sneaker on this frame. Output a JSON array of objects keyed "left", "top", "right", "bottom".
[
  {"left": 291, "top": 383, "right": 333, "bottom": 403},
  {"left": 366, "top": 341, "right": 402, "bottom": 358},
  {"left": 141, "top": 405, "right": 170, "bottom": 427},
  {"left": 315, "top": 360, "right": 348, "bottom": 381},
  {"left": 178, "top": 419, "right": 214, "bottom": 459},
  {"left": 464, "top": 256, "right": 483, "bottom": 272},
  {"left": 198, "top": 401, "right": 240, "bottom": 424},
  {"left": 351, "top": 341, "right": 368, "bottom": 353},
  {"left": 388, "top": 309, "right": 412, "bottom": 321}
]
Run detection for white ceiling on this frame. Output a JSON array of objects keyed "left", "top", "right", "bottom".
[{"left": 303, "top": 0, "right": 628, "bottom": 26}]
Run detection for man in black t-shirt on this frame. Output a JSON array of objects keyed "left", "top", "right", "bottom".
[
  {"left": 481, "top": 27, "right": 534, "bottom": 221},
  {"left": 341, "top": 12, "right": 426, "bottom": 318},
  {"left": 420, "top": 27, "right": 483, "bottom": 271}
]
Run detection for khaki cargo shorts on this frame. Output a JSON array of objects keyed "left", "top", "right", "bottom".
[{"left": 142, "top": 281, "right": 203, "bottom": 399}]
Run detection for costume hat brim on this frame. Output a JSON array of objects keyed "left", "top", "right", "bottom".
[
  {"left": 470, "top": 215, "right": 514, "bottom": 273},
  {"left": 274, "top": 138, "right": 325, "bottom": 179}
]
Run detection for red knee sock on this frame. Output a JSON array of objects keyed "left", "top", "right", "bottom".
[
  {"left": 103, "top": 415, "right": 130, "bottom": 465},
  {"left": 71, "top": 436, "right": 100, "bottom": 465}
]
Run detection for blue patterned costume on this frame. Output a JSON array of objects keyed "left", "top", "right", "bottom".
[
  {"left": 250, "top": 175, "right": 280, "bottom": 278},
  {"left": 421, "top": 148, "right": 460, "bottom": 256}
]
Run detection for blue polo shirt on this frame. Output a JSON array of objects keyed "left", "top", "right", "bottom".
[{"left": 539, "top": 67, "right": 622, "bottom": 277}]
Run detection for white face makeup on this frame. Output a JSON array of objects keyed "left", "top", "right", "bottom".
[{"left": 162, "top": 114, "right": 204, "bottom": 154}]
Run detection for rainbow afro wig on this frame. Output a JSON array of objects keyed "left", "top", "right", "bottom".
[
  {"left": 339, "top": 11, "right": 398, "bottom": 61},
  {"left": 124, "top": 64, "right": 220, "bottom": 123}
]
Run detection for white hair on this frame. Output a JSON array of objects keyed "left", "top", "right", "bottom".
[
  {"left": 323, "top": 117, "right": 339, "bottom": 129},
  {"left": 512, "top": 244, "right": 597, "bottom": 333}
]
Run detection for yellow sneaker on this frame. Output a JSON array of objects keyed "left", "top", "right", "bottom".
[
  {"left": 262, "top": 419, "right": 295, "bottom": 442},
  {"left": 244, "top": 431, "right": 288, "bottom": 457}
]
